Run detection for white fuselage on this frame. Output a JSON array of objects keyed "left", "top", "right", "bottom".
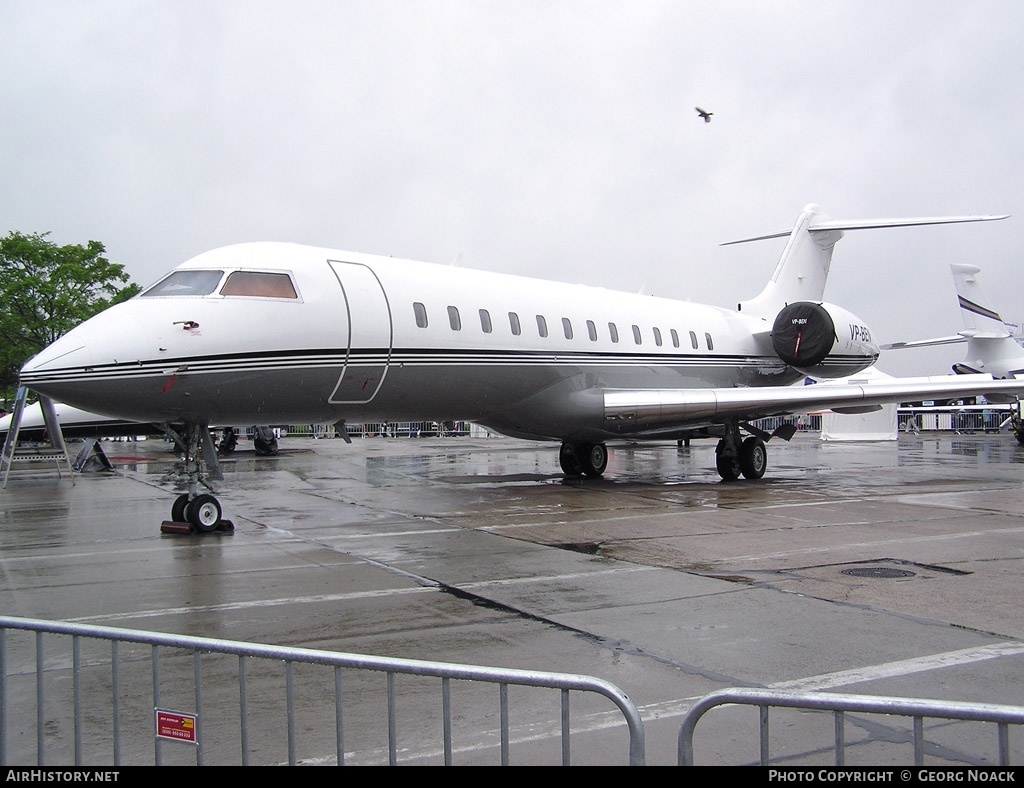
[{"left": 19, "top": 241, "right": 876, "bottom": 442}]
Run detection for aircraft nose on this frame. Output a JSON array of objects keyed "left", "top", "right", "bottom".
[
  {"left": 18, "top": 325, "right": 97, "bottom": 399},
  {"left": 22, "top": 335, "right": 93, "bottom": 373}
]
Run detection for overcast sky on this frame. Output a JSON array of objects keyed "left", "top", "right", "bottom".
[{"left": 4, "top": 1, "right": 1023, "bottom": 376}]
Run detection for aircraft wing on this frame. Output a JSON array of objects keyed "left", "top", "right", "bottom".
[{"left": 602, "top": 375, "right": 1024, "bottom": 435}]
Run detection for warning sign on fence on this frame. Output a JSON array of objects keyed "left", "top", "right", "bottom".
[{"left": 155, "top": 708, "right": 198, "bottom": 744}]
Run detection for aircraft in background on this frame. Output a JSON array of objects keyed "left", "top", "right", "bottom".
[
  {"left": 881, "top": 263, "right": 1024, "bottom": 379},
  {"left": 18, "top": 203, "right": 1024, "bottom": 532},
  {"left": 880, "top": 263, "right": 1024, "bottom": 444},
  {"left": 0, "top": 402, "right": 277, "bottom": 456},
  {"left": 0, "top": 400, "right": 162, "bottom": 443}
]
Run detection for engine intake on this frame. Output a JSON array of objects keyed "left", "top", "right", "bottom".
[
  {"left": 771, "top": 301, "right": 878, "bottom": 378},
  {"left": 772, "top": 302, "right": 835, "bottom": 367}
]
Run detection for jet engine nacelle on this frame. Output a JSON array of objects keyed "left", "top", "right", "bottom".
[{"left": 771, "top": 301, "right": 878, "bottom": 379}]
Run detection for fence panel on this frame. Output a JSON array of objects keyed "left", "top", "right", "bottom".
[{"left": 0, "top": 616, "right": 644, "bottom": 766}]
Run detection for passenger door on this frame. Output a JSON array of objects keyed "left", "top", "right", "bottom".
[{"left": 327, "top": 261, "right": 393, "bottom": 404}]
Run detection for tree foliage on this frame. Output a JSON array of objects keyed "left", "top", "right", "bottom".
[{"left": 0, "top": 231, "right": 141, "bottom": 405}]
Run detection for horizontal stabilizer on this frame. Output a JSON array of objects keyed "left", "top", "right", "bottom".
[{"left": 723, "top": 213, "right": 1008, "bottom": 247}]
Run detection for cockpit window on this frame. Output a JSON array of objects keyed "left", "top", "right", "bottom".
[
  {"left": 220, "top": 271, "right": 298, "bottom": 299},
  {"left": 141, "top": 270, "right": 224, "bottom": 297}
]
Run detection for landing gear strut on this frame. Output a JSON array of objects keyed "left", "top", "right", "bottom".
[
  {"left": 559, "top": 441, "right": 609, "bottom": 478},
  {"left": 162, "top": 422, "right": 232, "bottom": 534}
]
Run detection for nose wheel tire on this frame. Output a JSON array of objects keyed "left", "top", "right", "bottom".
[
  {"left": 171, "top": 494, "right": 190, "bottom": 523},
  {"left": 187, "top": 493, "right": 223, "bottom": 533}
]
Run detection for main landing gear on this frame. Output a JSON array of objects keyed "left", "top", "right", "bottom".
[
  {"left": 162, "top": 422, "right": 232, "bottom": 535},
  {"left": 715, "top": 434, "right": 767, "bottom": 481},
  {"left": 559, "top": 441, "right": 609, "bottom": 478},
  {"left": 557, "top": 422, "right": 780, "bottom": 482},
  {"left": 714, "top": 421, "right": 781, "bottom": 481}
]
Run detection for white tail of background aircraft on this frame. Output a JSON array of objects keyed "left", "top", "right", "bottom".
[
  {"left": 16, "top": 203, "right": 1024, "bottom": 532},
  {"left": 949, "top": 263, "right": 1024, "bottom": 377},
  {"left": 881, "top": 263, "right": 1024, "bottom": 379}
]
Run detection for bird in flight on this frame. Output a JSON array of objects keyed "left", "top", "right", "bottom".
[{"left": 695, "top": 106, "right": 713, "bottom": 123}]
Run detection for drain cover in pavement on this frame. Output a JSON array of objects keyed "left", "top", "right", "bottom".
[{"left": 841, "top": 567, "right": 916, "bottom": 579}]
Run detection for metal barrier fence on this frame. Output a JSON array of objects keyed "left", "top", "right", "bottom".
[
  {"left": 288, "top": 422, "right": 470, "bottom": 439},
  {"left": 898, "top": 405, "right": 1010, "bottom": 434},
  {"left": 678, "top": 688, "right": 1024, "bottom": 766},
  {"left": 751, "top": 415, "right": 821, "bottom": 433},
  {"left": 0, "top": 615, "right": 644, "bottom": 766},
  {"left": 6, "top": 616, "right": 1024, "bottom": 767}
]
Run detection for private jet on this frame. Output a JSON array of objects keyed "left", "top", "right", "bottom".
[
  {"left": 0, "top": 400, "right": 161, "bottom": 443},
  {"left": 0, "top": 402, "right": 277, "bottom": 456},
  {"left": 881, "top": 263, "right": 1024, "bottom": 379},
  {"left": 880, "top": 262, "right": 1024, "bottom": 443},
  {"left": 18, "top": 203, "right": 1024, "bottom": 532}
]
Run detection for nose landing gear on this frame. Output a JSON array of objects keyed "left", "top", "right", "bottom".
[
  {"left": 161, "top": 422, "right": 233, "bottom": 535},
  {"left": 169, "top": 492, "right": 223, "bottom": 533}
]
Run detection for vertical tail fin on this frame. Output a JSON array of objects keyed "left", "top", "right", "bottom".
[
  {"left": 734, "top": 204, "right": 841, "bottom": 319},
  {"left": 951, "top": 263, "right": 1009, "bottom": 338},
  {"left": 950, "top": 264, "right": 1024, "bottom": 378},
  {"left": 728, "top": 206, "right": 1009, "bottom": 321}
]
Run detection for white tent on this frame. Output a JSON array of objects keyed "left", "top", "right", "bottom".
[
  {"left": 812, "top": 369, "right": 898, "bottom": 442},
  {"left": 819, "top": 404, "right": 898, "bottom": 441}
]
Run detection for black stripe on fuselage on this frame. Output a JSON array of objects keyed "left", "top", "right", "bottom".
[{"left": 19, "top": 346, "right": 873, "bottom": 386}]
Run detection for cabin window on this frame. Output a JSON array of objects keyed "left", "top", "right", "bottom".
[
  {"left": 670, "top": 329, "right": 680, "bottom": 348},
  {"left": 220, "top": 271, "right": 298, "bottom": 299},
  {"left": 632, "top": 325, "right": 642, "bottom": 345},
  {"left": 413, "top": 302, "right": 428, "bottom": 328},
  {"left": 608, "top": 322, "right": 619, "bottom": 343},
  {"left": 653, "top": 327, "right": 663, "bottom": 347},
  {"left": 705, "top": 332, "right": 714, "bottom": 351},
  {"left": 509, "top": 312, "right": 521, "bottom": 336},
  {"left": 689, "top": 330, "right": 698, "bottom": 349},
  {"left": 586, "top": 320, "right": 598, "bottom": 341},
  {"left": 562, "top": 318, "right": 573, "bottom": 340},
  {"left": 479, "top": 309, "right": 492, "bottom": 333},
  {"left": 448, "top": 306, "right": 461, "bottom": 331},
  {"left": 141, "top": 269, "right": 224, "bottom": 297},
  {"left": 536, "top": 315, "right": 548, "bottom": 338}
]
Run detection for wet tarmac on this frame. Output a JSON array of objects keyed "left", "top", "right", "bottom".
[{"left": 2, "top": 430, "right": 1024, "bottom": 765}]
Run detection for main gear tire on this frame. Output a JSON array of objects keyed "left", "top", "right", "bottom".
[{"left": 739, "top": 436, "right": 767, "bottom": 480}]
